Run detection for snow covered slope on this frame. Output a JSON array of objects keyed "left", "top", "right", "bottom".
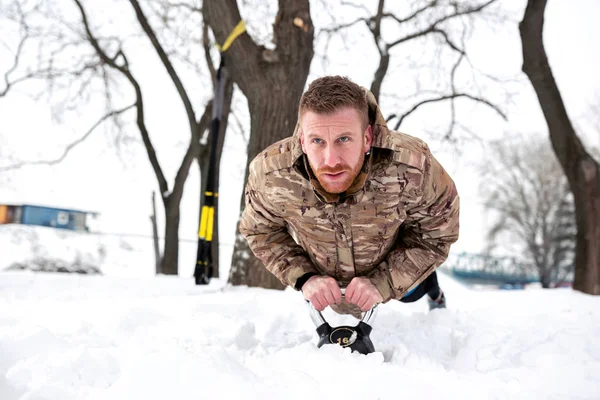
[
  {"left": 0, "top": 270, "right": 598, "bottom": 400},
  {"left": 0, "top": 225, "right": 211, "bottom": 278},
  {"left": 0, "top": 225, "right": 162, "bottom": 277}
]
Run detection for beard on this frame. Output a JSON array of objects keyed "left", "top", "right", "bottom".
[{"left": 309, "top": 150, "right": 365, "bottom": 194}]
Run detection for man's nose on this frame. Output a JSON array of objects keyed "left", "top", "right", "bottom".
[{"left": 323, "top": 145, "right": 341, "bottom": 167}]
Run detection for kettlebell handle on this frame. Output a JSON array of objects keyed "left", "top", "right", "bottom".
[{"left": 307, "top": 288, "right": 379, "bottom": 328}]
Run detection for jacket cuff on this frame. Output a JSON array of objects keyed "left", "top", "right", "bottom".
[
  {"left": 368, "top": 266, "right": 394, "bottom": 303},
  {"left": 285, "top": 263, "right": 319, "bottom": 290},
  {"left": 294, "top": 272, "right": 319, "bottom": 290}
]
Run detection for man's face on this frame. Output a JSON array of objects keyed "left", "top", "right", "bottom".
[{"left": 300, "top": 107, "right": 372, "bottom": 194}]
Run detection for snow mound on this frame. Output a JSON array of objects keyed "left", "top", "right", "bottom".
[{"left": 0, "top": 271, "right": 599, "bottom": 400}]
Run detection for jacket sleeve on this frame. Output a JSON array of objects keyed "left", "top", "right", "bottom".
[
  {"left": 368, "top": 150, "right": 460, "bottom": 302},
  {"left": 239, "top": 161, "right": 319, "bottom": 289}
]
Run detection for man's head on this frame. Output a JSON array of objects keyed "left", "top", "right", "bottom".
[{"left": 298, "top": 76, "right": 372, "bottom": 194}]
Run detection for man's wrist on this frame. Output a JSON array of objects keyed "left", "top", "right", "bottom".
[
  {"left": 368, "top": 267, "right": 393, "bottom": 302},
  {"left": 295, "top": 272, "right": 319, "bottom": 290}
]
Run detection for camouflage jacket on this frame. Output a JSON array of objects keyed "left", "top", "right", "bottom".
[{"left": 239, "top": 91, "right": 460, "bottom": 303}]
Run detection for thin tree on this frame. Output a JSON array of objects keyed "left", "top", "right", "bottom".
[
  {"left": 0, "top": 0, "right": 233, "bottom": 276},
  {"left": 520, "top": 0, "right": 600, "bottom": 295},
  {"left": 480, "top": 136, "right": 576, "bottom": 288},
  {"left": 319, "top": 0, "right": 507, "bottom": 140}
]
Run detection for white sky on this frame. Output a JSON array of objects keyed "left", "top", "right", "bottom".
[{"left": 1, "top": 0, "right": 599, "bottom": 277}]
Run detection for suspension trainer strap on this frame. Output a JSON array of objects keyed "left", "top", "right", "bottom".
[
  {"left": 194, "top": 21, "right": 245, "bottom": 285},
  {"left": 216, "top": 20, "right": 246, "bottom": 52}
]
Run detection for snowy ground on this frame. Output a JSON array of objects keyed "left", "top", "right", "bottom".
[
  {"left": 0, "top": 225, "right": 222, "bottom": 279},
  {"left": 1, "top": 270, "right": 599, "bottom": 400}
]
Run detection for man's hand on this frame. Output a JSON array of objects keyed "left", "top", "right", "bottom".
[
  {"left": 345, "top": 277, "right": 383, "bottom": 311},
  {"left": 302, "top": 276, "right": 342, "bottom": 311}
]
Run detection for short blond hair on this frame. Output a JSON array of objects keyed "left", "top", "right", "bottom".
[{"left": 298, "top": 76, "right": 369, "bottom": 129}]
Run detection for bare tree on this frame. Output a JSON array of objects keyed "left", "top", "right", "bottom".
[
  {"left": 317, "top": 0, "right": 508, "bottom": 141},
  {"left": 0, "top": 0, "right": 233, "bottom": 276},
  {"left": 520, "top": 0, "right": 600, "bottom": 295},
  {"left": 480, "top": 136, "right": 575, "bottom": 288},
  {"left": 0, "top": 2, "right": 31, "bottom": 98}
]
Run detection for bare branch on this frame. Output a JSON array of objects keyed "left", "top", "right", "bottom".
[
  {"left": 381, "top": 2, "right": 434, "bottom": 25},
  {"left": 73, "top": 0, "right": 169, "bottom": 198},
  {"left": 431, "top": 28, "right": 464, "bottom": 55},
  {"left": 319, "top": 17, "right": 367, "bottom": 34},
  {"left": 0, "top": 1, "right": 33, "bottom": 97},
  {"left": 170, "top": 102, "right": 209, "bottom": 205},
  {"left": 339, "top": 1, "right": 371, "bottom": 14},
  {"left": 326, "top": 0, "right": 499, "bottom": 52},
  {"left": 1, "top": 32, "right": 30, "bottom": 97},
  {"left": 443, "top": 28, "right": 468, "bottom": 140},
  {"left": 368, "top": 0, "right": 387, "bottom": 101},
  {"left": 0, "top": 104, "right": 135, "bottom": 172},
  {"left": 161, "top": 1, "right": 202, "bottom": 14},
  {"left": 393, "top": 93, "right": 507, "bottom": 131},
  {"left": 73, "top": 0, "right": 127, "bottom": 73},
  {"left": 432, "top": 0, "right": 499, "bottom": 27},
  {"left": 140, "top": 0, "right": 207, "bottom": 90},
  {"left": 388, "top": 26, "right": 452, "bottom": 49},
  {"left": 372, "top": 0, "right": 385, "bottom": 40},
  {"left": 321, "top": 1, "right": 428, "bottom": 38},
  {"left": 128, "top": 0, "right": 196, "bottom": 130},
  {"left": 202, "top": 11, "right": 216, "bottom": 87}
]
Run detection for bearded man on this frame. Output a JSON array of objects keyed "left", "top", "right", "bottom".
[{"left": 239, "top": 76, "right": 459, "bottom": 316}]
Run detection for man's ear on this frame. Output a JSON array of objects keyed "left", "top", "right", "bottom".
[{"left": 364, "top": 125, "right": 373, "bottom": 152}]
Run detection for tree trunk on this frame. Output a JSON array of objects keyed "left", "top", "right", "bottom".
[
  {"left": 519, "top": 0, "right": 600, "bottom": 295},
  {"left": 205, "top": 0, "right": 314, "bottom": 290},
  {"left": 151, "top": 191, "right": 161, "bottom": 274},
  {"left": 538, "top": 266, "right": 551, "bottom": 288},
  {"left": 370, "top": 53, "right": 390, "bottom": 104},
  {"left": 160, "top": 200, "right": 180, "bottom": 275},
  {"left": 228, "top": 91, "right": 302, "bottom": 289}
]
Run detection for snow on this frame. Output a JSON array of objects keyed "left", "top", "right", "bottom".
[
  {"left": 1, "top": 270, "right": 599, "bottom": 400},
  {"left": 1, "top": 2, "right": 600, "bottom": 399},
  {"left": 0, "top": 226, "right": 160, "bottom": 278}
]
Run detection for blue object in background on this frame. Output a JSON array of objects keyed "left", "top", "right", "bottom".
[
  {"left": 0, "top": 204, "right": 97, "bottom": 232},
  {"left": 499, "top": 283, "right": 526, "bottom": 290}
]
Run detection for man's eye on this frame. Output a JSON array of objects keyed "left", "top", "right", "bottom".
[
  {"left": 338, "top": 136, "right": 350, "bottom": 143},
  {"left": 312, "top": 138, "right": 324, "bottom": 144}
]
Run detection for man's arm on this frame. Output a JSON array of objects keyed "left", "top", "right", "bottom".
[
  {"left": 239, "top": 163, "right": 319, "bottom": 289},
  {"left": 368, "top": 150, "right": 460, "bottom": 302}
]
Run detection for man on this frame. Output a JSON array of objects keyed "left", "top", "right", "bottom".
[{"left": 239, "top": 76, "right": 459, "bottom": 317}]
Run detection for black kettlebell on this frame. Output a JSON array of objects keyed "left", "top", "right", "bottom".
[{"left": 307, "top": 291, "right": 378, "bottom": 355}]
